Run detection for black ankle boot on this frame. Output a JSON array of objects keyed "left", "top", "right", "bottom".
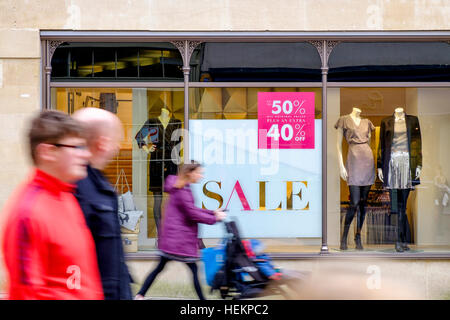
[
  {"left": 395, "top": 242, "right": 404, "bottom": 252},
  {"left": 355, "top": 234, "right": 363, "bottom": 250},
  {"left": 402, "top": 242, "right": 410, "bottom": 251}
]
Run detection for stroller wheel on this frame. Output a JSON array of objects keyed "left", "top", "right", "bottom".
[{"left": 220, "top": 288, "right": 229, "bottom": 300}]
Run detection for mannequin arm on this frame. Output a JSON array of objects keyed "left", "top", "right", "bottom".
[
  {"left": 416, "top": 166, "right": 422, "bottom": 179},
  {"left": 378, "top": 168, "right": 384, "bottom": 183},
  {"left": 336, "top": 128, "right": 348, "bottom": 182},
  {"left": 142, "top": 145, "right": 156, "bottom": 154}
]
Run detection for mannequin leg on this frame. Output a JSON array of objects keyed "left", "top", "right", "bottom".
[
  {"left": 399, "top": 189, "right": 411, "bottom": 250},
  {"left": 355, "top": 185, "right": 372, "bottom": 250},
  {"left": 341, "top": 186, "right": 360, "bottom": 250},
  {"left": 153, "top": 191, "right": 163, "bottom": 236},
  {"left": 390, "top": 189, "right": 411, "bottom": 252}
]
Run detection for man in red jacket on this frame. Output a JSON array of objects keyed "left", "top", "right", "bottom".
[{"left": 1, "top": 110, "right": 104, "bottom": 300}]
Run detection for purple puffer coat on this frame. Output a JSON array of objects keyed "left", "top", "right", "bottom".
[{"left": 158, "top": 175, "right": 217, "bottom": 258}]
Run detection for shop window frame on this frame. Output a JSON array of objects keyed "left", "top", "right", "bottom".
[{"left": 41, "top": 31, "right": 450, "bottom": 258}]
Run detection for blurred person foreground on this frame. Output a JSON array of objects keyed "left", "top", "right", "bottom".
[
  {"left": 73, "top": 108, "right": 133, "bottom": 300},
  {"left": 1, "top": 110, "right": 104, "bottom": 300}
]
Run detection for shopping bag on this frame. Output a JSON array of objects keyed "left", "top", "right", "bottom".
[
  {"left": 119, "top": 210, "right": 143, "bottom": 231},
  {"left": 114, "top": 169, "right": 142, "bottom": 232}
]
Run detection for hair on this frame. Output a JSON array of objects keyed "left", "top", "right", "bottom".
[
  {"left": 28, "top": 110, "right": 85, "bottom": 164},
  {"left": 179, "top": 160, "right": 202, "bottom": 177}
]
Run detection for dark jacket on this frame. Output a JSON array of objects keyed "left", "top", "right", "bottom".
[
  {"left": 158, "top": 175, "right": 217, "bottom": 257},
  {"left": 377, "top": 113, "right": 422, "bottom": 188},
  {"left": 135, "top": 118, "right": 182, "bottom": 192},
  {"left": 75, "top": 166, "right": 132, "bottom": 300}
]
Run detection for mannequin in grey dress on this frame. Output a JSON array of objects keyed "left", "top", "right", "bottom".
[{"left": 336, "top": 107, "right": 376, "bottom": 250}]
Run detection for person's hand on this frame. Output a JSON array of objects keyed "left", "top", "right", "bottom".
[
  {"left": 269, "top": 272, "right": 282, "bottom": 281},
  {"left": 214, "top": 209, "right": 227, "bottom": 221}
]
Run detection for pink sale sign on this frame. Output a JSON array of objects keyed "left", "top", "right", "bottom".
[{"left": 258, "top": 92, "right": 315, "bottom": 149}]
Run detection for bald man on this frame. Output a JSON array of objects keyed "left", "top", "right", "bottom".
[{"left": 73, "top": 108, "right": 133, "bottom": 300}]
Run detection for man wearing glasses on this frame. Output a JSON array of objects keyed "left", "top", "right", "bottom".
[{"left": 1, "top": 111, "right": 104, "bottom": 300}]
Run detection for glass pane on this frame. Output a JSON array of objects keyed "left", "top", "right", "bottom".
[
  {"left": 190, "top": 42, "right": 322, "bottom": 82},
  {"left": 70, "top": 47, "right": 93, "bottom": 77},
  {"left": 139, "top": 49, "right": 183, "bottom": 79},
  {"left": 51, "top": 87, "right": 185, "bottom": 251},
  {"left": 189, "top": 87, "right": 323, "bottom": 252},
  {"left": 328, "top": 42, "right": 450, "bottom": 81},
  {"left": 93, "top": 48, "right": 116, "bottom": 78},
  {"left": 117, "top": 48, "right": 138, "bottom": 78},
  {"left": 327, "top": 87, "right": 450, "bottom": 253},
  {"left": 51, "top": 47, "right": 69, "bottom": 78}
]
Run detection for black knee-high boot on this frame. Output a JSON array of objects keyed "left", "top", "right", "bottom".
[
  {"left": 395, "top": 211, "right": 405, "bottom": 252},
  {"left": 355, "top": 201, "right": 367, "bottom": 250},
  {"left": 354, "top": 185, "right": 371, "bottom": 250},
  {"left": 341, "top": 205, "right": 357, "bottom": 250},
  {"left": 395, "top": 189, "right": 411, "bottom": 252}
]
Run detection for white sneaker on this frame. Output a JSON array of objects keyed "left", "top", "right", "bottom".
[{"left": 134, "top": 294, "right": 145, "bottom": 300}]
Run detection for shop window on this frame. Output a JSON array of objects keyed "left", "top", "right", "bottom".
[
  {"left": 190, "top": 42, "right": 322, "bottom": 82},
  {"left": 328, "top": 42, "right": 450, "bottom": 81},
  {"left": 327, "top": 87, "right": 450, "bottom": 253},
  {"left": 51, "top": 43, "right": 183, "bottom": 81},
  {"left": 51, "top": 87, "right": 184, "bottom": 252},
  {"left": 188, "top": 87, "right": 323, "bottom": 252}
]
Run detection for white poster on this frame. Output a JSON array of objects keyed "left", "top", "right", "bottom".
[{"left": 189, "top": 119, "right": 322, "bottom": 238}]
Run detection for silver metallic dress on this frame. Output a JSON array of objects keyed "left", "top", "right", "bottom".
[{"left": 387, "top": 117, "right": 412, "bottom": 189}]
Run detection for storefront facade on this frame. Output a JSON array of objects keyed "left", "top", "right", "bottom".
[
  {"left": 40, "top": 35, "right": 450, "bottom": 256},
  {"left": 1, "top": 1, "right": 450, "bottom": 298}
]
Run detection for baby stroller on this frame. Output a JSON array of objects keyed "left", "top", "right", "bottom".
[{"left": 201, "top": 220, "right": 295, "bottom": 299}]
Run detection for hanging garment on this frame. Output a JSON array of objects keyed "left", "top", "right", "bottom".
[{"left": 377, "top": 113, "right": 422, "bottom": 188}]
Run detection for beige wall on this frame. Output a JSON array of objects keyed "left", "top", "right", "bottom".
[{"left": 1, "top": 0, "right": 450, "bottom": 31}]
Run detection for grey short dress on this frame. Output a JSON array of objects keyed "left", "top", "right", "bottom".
[{"left": 335, "top": 115, "right": 376, "bottom": 186}]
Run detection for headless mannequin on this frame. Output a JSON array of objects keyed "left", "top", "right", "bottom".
[
  {"left": 337, "top": 108, "right": 363, "bottom": 181},
  {"left": 337, "top": 107, "right": 372, "bottom": 250},
  {"left": 378, "top": 107, "right": 421, "bottom": 182},
  {"left": 378, "top": 107, "right": 420, "bottom": 252},
  {"left": 142, "top": 107, "right": 171, "bottom": 239},
  {"left": 143, "top": 108, "right": 170, "bottom": 154}
]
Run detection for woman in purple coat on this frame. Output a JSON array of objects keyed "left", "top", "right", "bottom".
[{"left": 135, "top": 162, "right": 226, "bottom": 300}]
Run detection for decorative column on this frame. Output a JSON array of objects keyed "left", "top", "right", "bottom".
[
  {"left": 171, "top": 40, "right": 202, "bottom": 162},
  {"left": 308, "top": 40, "right": 340, "bottom": 254},
  {"left": 45, "top": 40, "right": 64, "bottom": 109}
]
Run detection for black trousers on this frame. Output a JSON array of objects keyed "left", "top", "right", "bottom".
[
  {"left": 137, "top": 256, "right": 205, "bottom": 300},
  {"left": 389, "top": 189, "right": 411, "bottom": 243},
  {"left": 342, "top": 185, "right": 372, "bottom": 241}
]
